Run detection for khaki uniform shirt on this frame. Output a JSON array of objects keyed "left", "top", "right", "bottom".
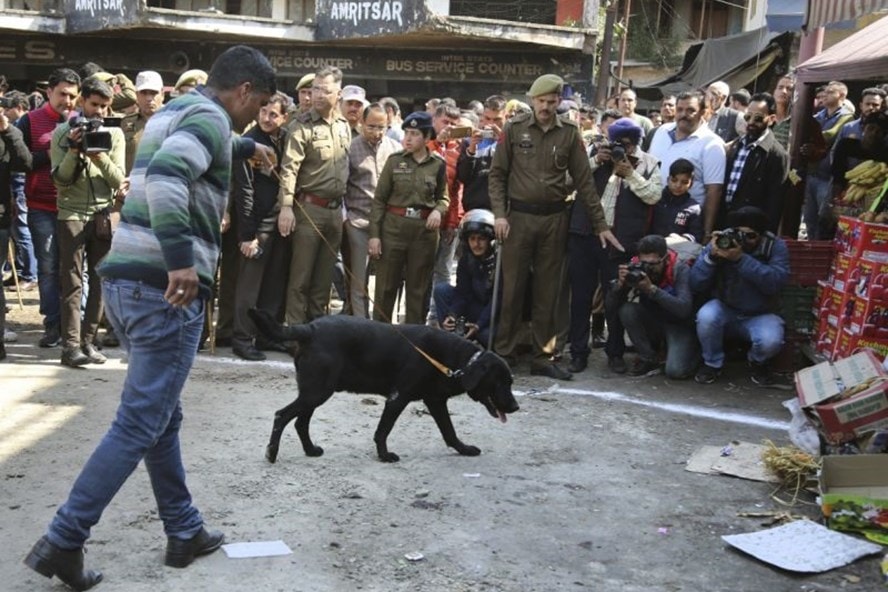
[
  {"left": 369, "top": 150, "right": 448, "bottom": 239},
  {"left": 277, "top": 108, "right": 350, "bottom": 207},
  {"left": 489, "top": 112, "right": 608, "bottom": 233},
  {"left": 121, "top": 112, "right": 149, "bottom": 175}
]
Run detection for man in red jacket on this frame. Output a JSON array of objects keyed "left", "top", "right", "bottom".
[{"left": 16, "top": 68, "right": 80, "bottom": 347}]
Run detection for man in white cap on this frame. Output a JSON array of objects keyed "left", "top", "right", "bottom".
[
  {"left": 122, "top": 70, "right": 164, "bottom": 175},
  {"left": 340, "top": 84, "right": 369, "bottom": 138}
]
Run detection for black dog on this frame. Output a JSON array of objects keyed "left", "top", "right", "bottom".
[{"left": 249, "top": 309, "right": 519, "bottom": 463}]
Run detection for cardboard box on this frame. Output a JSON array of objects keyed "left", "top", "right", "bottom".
[
  {"left": 845, "top": 295, "right": 888, "bottom": 338},
  {"left": 829, "top": 253, "right": 857, "bottom": 293},
  {"left": 815, "top": 317, "right": 839, "bottom": 358},
  {"left": 833, "top": 328, "right": 888, "bottom": 362},
  {"left": 808, "top": 380, "right": 888, "bottom": 442},
  {"left": 795, "top": 350, "right": 885, "bottom": 407},
  {"left": 834, "top": 216, "right": 888, "bottom": 262},
  {"left": 818, "top": 285, "right": 852, "bottom": 329},
  {"left": 820, "top": 454, "right": 888, "bottom": 541},
  {"left": 847, "top": 257, "right": 888, "bottom": 302}
]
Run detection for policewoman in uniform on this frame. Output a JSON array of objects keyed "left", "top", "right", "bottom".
[
  {"left": 369, "top": 112, "right": 448, "bottom": 324},
  {"left": 489, "top": 74, "right": 623, "bottom": 380}
]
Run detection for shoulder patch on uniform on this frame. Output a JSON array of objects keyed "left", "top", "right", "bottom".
[{"left": 559, "top": 116, "right": 580, "bottom": 129}]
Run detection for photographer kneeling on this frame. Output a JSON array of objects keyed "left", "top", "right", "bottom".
[
  {"left": 50, "top": 76, "right": 125, "bottom": 367},
  {"left": 689, "top": 206, "right": 789, "bottom": 386},
  {"left": 606, "top": 234, "right": 698, "bottom": 378},
  {"left": 433, "top": 209, "right": 499, "bottom": 347}
]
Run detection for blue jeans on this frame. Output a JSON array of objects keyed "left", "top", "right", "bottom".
[
  {"left": 28, "top": 209, "right": 60, "bottom": 329},
  {"left": 695, "top": 299, "right": 784, "bottom": 369},
  {"left": 802, "top": 175, "right": 832, "bottom": 240},
  {"left": 46, "top": 279, "right": 206, "bottom": 549},
  {"left": 12, "top": 189, "right": 37, "bottom": 281}
]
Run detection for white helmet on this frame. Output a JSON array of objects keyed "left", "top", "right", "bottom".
[{"left": 459, "top": 209, "right": 495, "bottom": 241}]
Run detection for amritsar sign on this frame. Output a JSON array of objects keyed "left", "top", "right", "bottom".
[{"left": 314, "top": 0, "right": 428, "bottom": 39}]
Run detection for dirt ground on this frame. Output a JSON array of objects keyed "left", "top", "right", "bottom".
[{"left": 2, "top": 290, "right": 886, "bottom": 592}]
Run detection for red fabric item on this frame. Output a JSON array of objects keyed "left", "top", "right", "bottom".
[{"left": 24, "top": 103, "right": 65, "bottom": 213}]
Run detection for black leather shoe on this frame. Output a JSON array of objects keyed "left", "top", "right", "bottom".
[
  {"left": 24, "top": 536, "right": 103, "bottom": 591},
  {"left": 530, "top": 363, "right": 573, "bottom": 380},
  {"left": 61, "top": 346, "right": 90, "bottom": 368},
  {"left": 567, "top": 356, "right": 587, "bottom": 373},
  {"left": 232, "top": 343, "right": 266, "bottom": 361},
  {"left": 255, "top": 336, "right": 289, "bottom": 353},
  {"left": 607, "top": 356, "right": 628, "bottom": 374},
  {"left": 165, "top": 527, "right": 225, "bottom": 568}
]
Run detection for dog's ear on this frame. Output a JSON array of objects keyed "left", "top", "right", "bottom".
[{"left": 459, "top": 352, "right": 491, "bottom": 392}]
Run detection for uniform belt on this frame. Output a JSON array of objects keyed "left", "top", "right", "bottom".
[
  {"left": 509, "top": 199, "right": 568, "bottom": 216},
  {"left": 386, "top": 205, "right": 433, "bottom": 220},
  {"left": 299, "top": 193, "right": 341, "bottom": 209}
]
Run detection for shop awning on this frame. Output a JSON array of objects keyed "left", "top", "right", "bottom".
[
  {"left": 804, "top": 0, "right": 888, "bottom": 30},
  {"left": 766, "top": 0, "right": 806, "bottom": 32},
  {"left": 795, "top": 14, "right": 888, "bottom": 82},
  {"left": 634, "top": 27, "right": 791, "bottom": 101}
]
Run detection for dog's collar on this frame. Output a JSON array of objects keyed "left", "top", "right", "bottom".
[{"left": 450, "top": 350, "right": 483, "bottom": 379}]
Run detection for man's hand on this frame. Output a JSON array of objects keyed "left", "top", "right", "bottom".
[
  {"left": 709, "top": 234, "right": 743, "bottom": 262},
  {"left": 278, "top": 206, "right": 296, "bottom": 237},
  {"left": 425, "top": 210, "right": 442, "bottom": 231},
  {"left": 250, "top": 143, "right": 277, "bottom": 170},
  {"left": 635, "top": 274, "right": 654, "bottom": 294},
  {"left": 368, "top": 238, "right": 382, "bottom": 259},
  {"left": 494, "top": 217, "right": 509, "bottom": 242},
  {"left": 612, "top": 158, "right": 634, "bottom": 178},
  {"left": 442, "top": 315, "right": 456, "bottom": 331},
  {"left": 465, "top": 323, "right": 479, "bottom": 339},
  {"left": 599, "top": 229, "right": 624, "bottom": 251},
  {"left": 615, "top": 263, "right": 628, "bottom": 288},
  {"left": 240, "top": 239, "right": 260, "bottom": 258},
  {"left": 165, "top": 267, "right": 200, "bottom": 307},
  {"left": 595, "top": 144, "right": 612, "bottom": 164},
  {"left": 67, "top": 127, "right": 83, "bottom": 153},
  {"left": 221, "top": 210, "right": 230, "bottom": 234}
]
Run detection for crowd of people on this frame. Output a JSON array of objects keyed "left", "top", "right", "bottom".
[
  {"left": 3, "top": 57, "right": 887, "bottom": 386},
  {"left": 3, "top": 43, "right": 886, "bottom": 591}
]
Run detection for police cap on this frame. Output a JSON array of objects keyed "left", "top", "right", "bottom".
[
  {"left": 174, "top": 69, "right": 208, "bottom": 92},
  {"left": 527, "top": 74, "right": 564, "bottom": 98},
  {"left": 295, "top": 73, "right": 315, "bottom": 91},
  {"left": 402, "top": 111, "right": 434, "bottom": 133}
]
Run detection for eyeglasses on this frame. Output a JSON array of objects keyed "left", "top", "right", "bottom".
[
  {"left": 639, "top": 255, "right": 667, "bottom": 268},
  {"left": 364, "top": 124, "right": 386, "bottom": 131},
  {"left": 743, "top": 113, "right": 767, "bottom": 123}
]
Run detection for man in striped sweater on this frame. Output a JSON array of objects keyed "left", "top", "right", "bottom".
[{"left": 24, "top": 46, "right": 277, "bottom": 591}]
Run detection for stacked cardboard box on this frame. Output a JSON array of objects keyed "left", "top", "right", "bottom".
[{"left": 815, "top": 216, "right": 888, "bottom": 360}]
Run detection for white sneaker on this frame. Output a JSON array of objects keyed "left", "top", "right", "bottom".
[{"left": 3, "top": 328, "right": 17, "bottom": 343}]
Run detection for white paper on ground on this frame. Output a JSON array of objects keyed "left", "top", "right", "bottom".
[
  {"left": 222, "top": 540, "right": 293, "bottom": 559},
  {"left": 722, "top": 520, "right": 883, "bottom": 573}
]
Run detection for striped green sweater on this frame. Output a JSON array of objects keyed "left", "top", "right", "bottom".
[{"left": 98, "top": 90, "right": 255, "bottom": 297}]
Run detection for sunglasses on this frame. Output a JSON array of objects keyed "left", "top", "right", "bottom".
[{"left": 743, "top": 113, "right": 768, "bottom": 123}]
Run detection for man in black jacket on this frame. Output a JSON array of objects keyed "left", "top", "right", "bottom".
[
  {"left": 720, "top": 92, "right": 789, "bottom": 232},
  {"left": 231, "top": 92, "right": 289, "bottom": 361},
  {"left": 0, "top": 101, "right": 33, "bottom": 360},
  {"left": 456, "top": 95, "right": 506, "bottom": 212}
]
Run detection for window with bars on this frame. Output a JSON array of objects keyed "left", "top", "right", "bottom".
[{"left": 449, "top": 0, "right": 556, "bottom": 25}]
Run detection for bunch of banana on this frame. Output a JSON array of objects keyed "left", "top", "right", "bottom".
[{"left": 844, "top": 160, "right": 888, "bottom": 203}]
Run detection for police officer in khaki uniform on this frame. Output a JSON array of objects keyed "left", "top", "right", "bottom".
[
  {"left": 174, "top": 69, "right": 208, "bottom": 96},
  {"left": 277, "top": 66, "right": 351, "bottom": 325},
  {"left": 369, "top": 111, "right": 448, "bottom": 324},
  {"left": 121, "top": 71, "right": 164, "bottom": 175},
  {"left": 489, "top": 74, "right": 623, "bottom": 380},
  {"left": 293, "top": 73, "right": 315, "bottom": 116}
]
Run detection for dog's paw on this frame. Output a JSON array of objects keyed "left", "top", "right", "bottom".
[
  {"left": 379, "top": 451, "right": 400, "bottom": 463},
  {"left": 265, "top": 445, "right": 279, "bottom": 463},
  {"left": 457, "top": 445, "right": 481, "bottom": 457},
  {"left": 305, "top": 445, "right": 324, "bottom": 457}
]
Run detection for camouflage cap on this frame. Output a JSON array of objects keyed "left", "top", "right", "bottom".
[
  {"left": 295, "top": 73, "right": 315, "bottom": 91},
  {"left": 527, "top": 74, "right": 564, "bottom": 98}
]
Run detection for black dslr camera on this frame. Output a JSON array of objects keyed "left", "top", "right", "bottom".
[
  {"left": 609, "top": 141, "right": 626, "bottom": 162},
  {"left": 454, "top": 316, "right": 467, "bottom": 337},
  {"left": 69, "top": 116, "right": 120, "bottom": 154},
  {"left": 625, "top": 262, "right": 646, "bottom": 287},
  {"left": 715, "top": 228, "right": 742, "bottom": 250}
]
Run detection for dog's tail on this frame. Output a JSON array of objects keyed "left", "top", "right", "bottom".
[{"left": 248, "top": 308, "right": 311, "bottom": 344}]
